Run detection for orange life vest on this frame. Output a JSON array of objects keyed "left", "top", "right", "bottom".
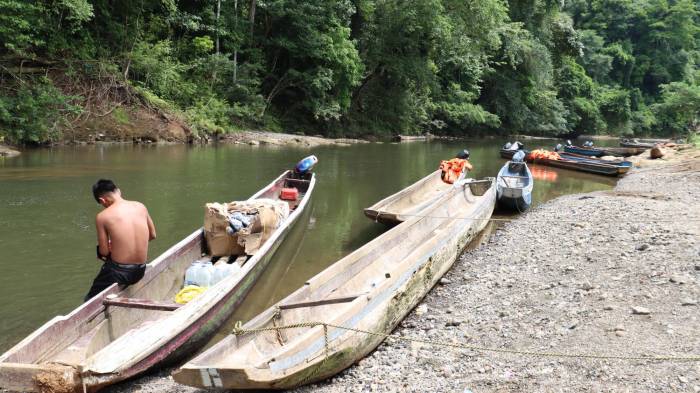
[
  {"left": 529, "top": 149, "right": 561, "bottom": 160},
  {"left": 439, "top": 158, "right": 472, "bottom": 184}
]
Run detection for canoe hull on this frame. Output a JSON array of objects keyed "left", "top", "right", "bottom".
[
  {"left": 173, "top": 179, "right": 496, "bottom": 389},
  {"left": 528, "top": 157, "right": 623, "bottom": 176},
  {"left": 0, "top": 171, "right": 316, "bottom": 393},
  {"left": 496, "top": 162, "right": 533, "bottom": 212}
]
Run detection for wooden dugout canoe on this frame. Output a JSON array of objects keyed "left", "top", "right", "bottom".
[
  {"left": 173, "top": 177, "right": 496, "bottom": 390},
  {"left": 527, "top": 156, "right": 630, "bottom": 176},
  {"left": 0, "top": 170, "right": 315, "bottom": 393},
  {"left": 363, "top": 169, "right": 451, "bottom": 225}
]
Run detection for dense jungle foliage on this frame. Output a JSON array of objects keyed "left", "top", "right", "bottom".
[{"left": 0, "top": 0, "right": 699, "bottom": 143}]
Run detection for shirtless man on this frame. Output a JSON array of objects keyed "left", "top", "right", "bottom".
[{"left": 84, "top": 179, "right": 157, "bottom": 301}]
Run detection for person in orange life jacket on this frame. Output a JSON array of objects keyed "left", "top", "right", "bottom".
[{"left": 440, "top": 149, "right": 473, "bottom": 184}]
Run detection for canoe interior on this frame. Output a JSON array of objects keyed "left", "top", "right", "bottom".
[
  {"left": 175, "top": 179, "right": 495, "bottom": 389},
  {"left": 0, "top": 170, "right": 313, "bottom": 391},
  {"left": 363, "top": 169, "right": 450, "bottom": 224}
]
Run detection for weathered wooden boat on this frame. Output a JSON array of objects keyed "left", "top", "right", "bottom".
[
  {"left": 563, "top": 145, "right": 645, "bottom": 157},
  {"left": 563, "top": 145, "right": 604, "bottom": 157},
  {"left": 172, "top": 177, "right": 496, "bottom": 390},
  {"left": 364, "top": 169, "right": 451, "bottom": 225},
  {"left": 559, "top": 152, "right": 631, "bottom": 167},
  {"left": 620, "top": 139, "right": 656, "bottom": 148},
  {"left": 527, "top": 155, "right": 630, "bottom": 176},
  {"left": 500, "top": 148, "right": 530, "bottom": 159},
  {"left": 496, "top": 160, "right": 533, "bottom": 212},
  {"left": 0, "top": 170, "right": 316, "bottom": 393}
]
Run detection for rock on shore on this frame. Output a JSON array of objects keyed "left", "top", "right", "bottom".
[
  {"left": 98, "top": 149, "right": 700, "bottom": 393},
  {"left": 222, "top": 131, "right": 370, "bottom": 147},
  {"left": 0, "top": 144, "right": 20, "bottom": 157}
]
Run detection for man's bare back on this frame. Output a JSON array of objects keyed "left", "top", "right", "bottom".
[
  {"left": 97, "top": 200, "right": 156, "bottom": 264},
  {"left": 85, "top": 179, "right": 156, "bottom": 301}
]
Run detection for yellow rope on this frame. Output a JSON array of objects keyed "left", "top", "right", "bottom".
[{"left": 232, "top": 321, "right": 700, "bottom": 362}]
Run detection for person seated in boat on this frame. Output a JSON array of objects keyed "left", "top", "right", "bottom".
[
  {"left": 440, "top": 150, "right": 473, "bottom": 184},
  {"left": 84, "top": 179, "right": 157, "bottom": 301}
]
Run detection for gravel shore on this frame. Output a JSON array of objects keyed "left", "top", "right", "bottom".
[
  {"left": 101, "top": 149, "right": 699, "bottom": 393},
  {"left": 221, "top": 130, "right": 370, "bottom": 147}
]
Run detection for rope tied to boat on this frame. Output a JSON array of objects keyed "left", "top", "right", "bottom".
[{"left": 231, "top": 320, "right": 700, "bottom": 363}]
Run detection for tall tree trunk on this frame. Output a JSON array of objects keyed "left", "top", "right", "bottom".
[
  {"left": 249, "top": 0, "right": 256, "bottom": 40},
  {"left": 216, "top": 0, "right": 221, "bottom": 54},
  {"left": 233, "top": 0, "right": 238, "bottom": 83}
]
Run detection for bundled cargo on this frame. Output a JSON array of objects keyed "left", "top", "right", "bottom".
[{"left": 204, "top": 198, "right": 290, "bottom": 256}]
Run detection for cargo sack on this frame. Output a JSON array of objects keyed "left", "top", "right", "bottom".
[
  {"left": 204, "top": 203, "right": 245, "bottom": 257},
  {"left": 204, "top": 199, "right": 290, "bottom": 257}
]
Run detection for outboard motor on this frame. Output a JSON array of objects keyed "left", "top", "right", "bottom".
[
  {"left": 554, "top": 143, "right": 563, "bottom": 152},
  {"left": 456, "top": 149, "right": 470, "bottom": 159},
  {"left": 566, "top": 139, "right": 572, "bottom": 146},
  {"left": 503, "top": 142, "right": 512, "bottom": 150},
  {"left": 295, "top": 155, "right": 318, "bottom": 174},
  {"left": 512, "top": 150, "right": 526, "bottom": 162}
]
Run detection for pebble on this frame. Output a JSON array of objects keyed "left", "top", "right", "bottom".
[
  {"left": 439, "top": 278, "right": 451, "bottom": 286},
  {"left": 632, "top": 306, "right": 651, "bottom": 315},
  {"left": 636, "top": 244, "right": 650, "bottom": 251},
  {"left": 681, "top": 299, "right": 697, "bottom": 306}
]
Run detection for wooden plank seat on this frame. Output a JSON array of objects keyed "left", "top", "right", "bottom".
[
  {"left": 103, "top": 297, "right": 182, "bottom": 312},
  {"left": 278, "top": 293, "right": 366, "bottom": 310}
]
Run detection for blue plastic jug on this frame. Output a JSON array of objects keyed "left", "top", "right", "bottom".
[{"left": 295, "top": 155, "right": 318, "bottom": 174}]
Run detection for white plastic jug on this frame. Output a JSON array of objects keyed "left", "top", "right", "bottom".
[
  {"left": 196, "top": 261, "right": 214, "bottom": 287},
  {"left": 184, "top": 261, "right": 203, "bottom": 286}
]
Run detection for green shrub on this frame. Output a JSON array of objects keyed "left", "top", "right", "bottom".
[{"left": 0, "top": 78, "right": 81, "bottom": 144}]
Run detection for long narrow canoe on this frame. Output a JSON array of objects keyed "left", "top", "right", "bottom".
[
  {"left": 173, "top": 177, "right": 496, "bottom": 390},
  {"left": 559, "top": 152, "right": 630, "bottom": 166},
  {"left": 363, "top": 169, "right": 451, "bottom": 225},
  {"left": 0, "top": 170, "right": 315, "bottom": 393},
  {"left": 528, "top": 156, "right": 630, "bottom": 176},
  {"left": 564, "top": 145, "right": 645, "bottom": 157},
  {"left": 620, "top": 139, "right": 656, "bottom": 148}
]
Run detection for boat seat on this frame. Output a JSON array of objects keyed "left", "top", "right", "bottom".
[
  {"left": 278, "top": 293, "right": 367, "bottom": 310},
  {"left": 103, "top": 297, "right": 182, "bottom": 311}
]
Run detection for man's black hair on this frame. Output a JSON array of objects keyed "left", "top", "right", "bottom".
[{"left": 93, "top": 179, "right": 118, "bottom": 202}]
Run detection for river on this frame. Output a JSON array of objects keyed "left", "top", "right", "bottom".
[{"left": 0, "top": 139, "right": 616, "bottom": 352}]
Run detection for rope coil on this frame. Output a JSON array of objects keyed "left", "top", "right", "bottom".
[{"left": 232, "top": 320, "right": 700, "bottom": 363}]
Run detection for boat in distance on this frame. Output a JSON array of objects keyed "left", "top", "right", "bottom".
[
  {"left": 363, "top": 169, "right": 451, "bottom": 225},
  {"left": 527, "top": 155, "right": 630, "bottom": 176},
  {"left": 0, "top": 169, "right": 315, "bottom": 393},
  {"left": 172, "top": 175, "right": 496, "bottom": 390},
  {"left": 563, "top": 145, "right": 645, "bottom": 157},
  {"left": 496, "top": 157, "right": 533, "bottom": 212}
]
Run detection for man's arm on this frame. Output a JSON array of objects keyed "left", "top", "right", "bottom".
[
  {"left": 96, "top": 215, "right": 110, "bottom": 260},
  {"left": 146, "top": 211, "right": 157, "bottom": 241}
]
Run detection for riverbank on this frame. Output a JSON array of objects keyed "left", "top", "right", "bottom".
[
  {"left": 221, "top": 130, "right": 370, "bottom": 147},
  {"left": 295, "top": 148, "right": 700, "bottom": 392}
]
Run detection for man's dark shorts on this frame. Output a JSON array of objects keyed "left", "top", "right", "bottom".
[{"left": 84, "top": 260, "right": 146, "bottom": 301}]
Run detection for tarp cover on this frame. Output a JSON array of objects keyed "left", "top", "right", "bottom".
[{"left": 204, "top": 199, "right": 290, "bottom": 256}]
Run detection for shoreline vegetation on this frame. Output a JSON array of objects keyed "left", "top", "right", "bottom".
[
  {"left": 1, "top": 1, "right": 699, "bottom": 147},
  {"left": 91, "top": 147, "right": 700, "bottom": 393}
]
